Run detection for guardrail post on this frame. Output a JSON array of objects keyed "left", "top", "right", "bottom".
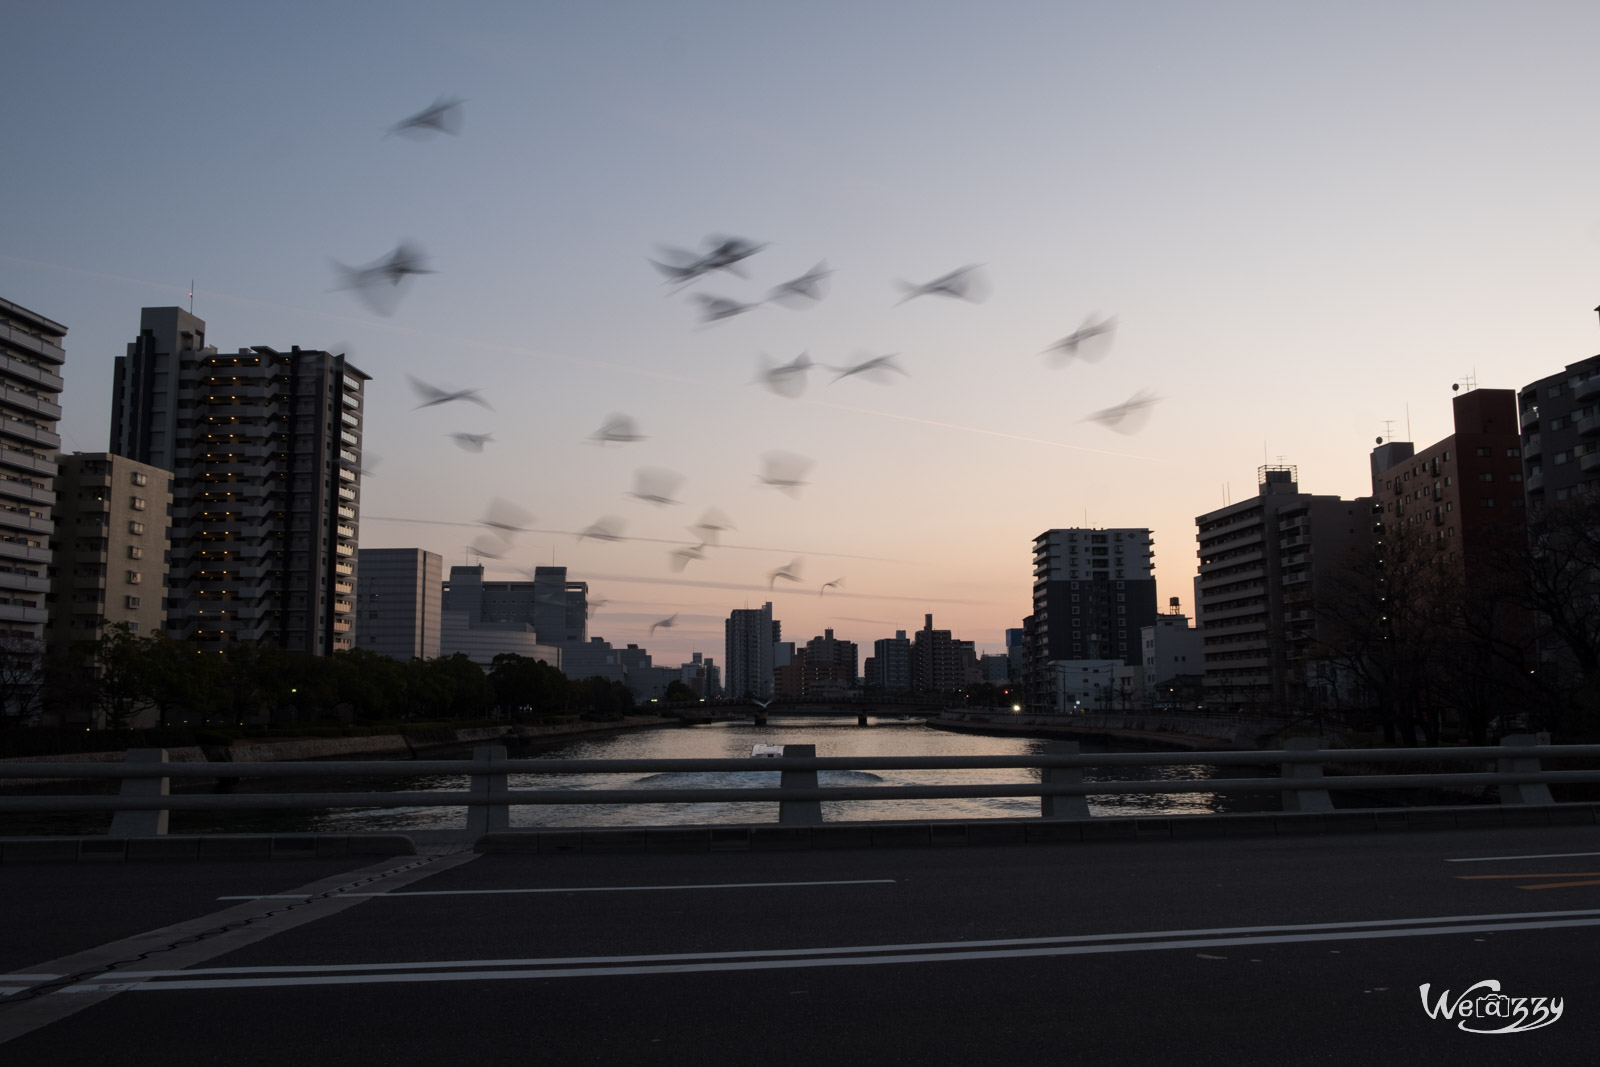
[
  {"left": 1041, "top": 741, "right": 1090, "bottom": 818},
  {"left": 1280, "top": 738, "right": 1334, "bottom": 812},
  {"left": 108, "top": 748, "right": 170, "bottom": 836},
  {"left": 779, "top": 744, "right": 822, "bottom": 825},
  {"left": 1498, "top": 733, "right": 1554, "bottom": 805},
  {"left": 466, "top": 744, "right": 510, "bottom": 834}
]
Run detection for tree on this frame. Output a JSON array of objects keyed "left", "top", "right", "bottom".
[
  {"left": 663, "top": 680, "right": 696, "bottom": 703},
  {"left": 0, "top": 629, "right": 47, "bottom": 727},
  {"left": 1517, "top": 492, "right": 1600, "bottom": 735}
]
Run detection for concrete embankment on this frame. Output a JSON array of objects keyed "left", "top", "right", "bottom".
[{"left": 928, "top": 714, "right": 1270, "bottom": 752}]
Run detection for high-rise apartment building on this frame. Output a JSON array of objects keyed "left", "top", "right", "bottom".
[
  {"left": 0, "top": 298, "right": 66, "bottom": 649},
  {"left": 912, "top": 613, "right": 968, "bottom": 692},
  {"left": 1194, "top": 467, "right": 1371, "bottom": 713},
  {"left": 110, "top": 308, "right": 368, "bottom": 654},
  {"left": 868, "top": 630, "right": 911, "bottom": 690},
  {"left": 724, "top": 601, "right": 776, "bottom": 700},
  {"left": 47, "top": 453, "right": 172, "bottom": 655},
  {"left": 800, "top": 628, "right": 858, "bottom": 694},
  {"left": 1518, "top": 352, "right": 1600, "bottom": 509},
  {"left": 355, "top": 548, "right": 442, "bottom": 661},
  {"left": 1029, "top": 528, "right": 1158, "bottom": 712}
]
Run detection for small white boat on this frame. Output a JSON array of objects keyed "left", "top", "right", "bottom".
[{"left": 751, "top": 744, "right": 785, "bottom": 758}]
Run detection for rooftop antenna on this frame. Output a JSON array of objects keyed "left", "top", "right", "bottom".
[
  {"left": 188, "top": 280, "right": 195, "bottom": 315},
  {"left": 1406, "top": 403, "right": 1412, "bottom": 442},
  {"left": 1380, "top": 419, "right": 1395, "bottom": 443}
]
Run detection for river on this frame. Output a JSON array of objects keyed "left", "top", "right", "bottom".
[{"left": 2, "top": 718, "right": 1285, "bottom": 836}]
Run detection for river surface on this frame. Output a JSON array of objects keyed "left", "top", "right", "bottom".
[{"left": 2, "top": 718, "right": 1285, "bottom": 836}]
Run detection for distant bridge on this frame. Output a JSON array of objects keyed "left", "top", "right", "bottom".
[{"left": 658, "top": 699, "right": 953, "bottom": 725}]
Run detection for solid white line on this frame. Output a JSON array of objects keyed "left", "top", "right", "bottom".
[
  {"left": 1446, "top": 851, "right": 1600, "bottom": 863},
  {"left": 216, "top": 878, "right": 897, "bottom": 901},
  {"left": 107, "top": 906, "right": 1600, "bottom": 979},
  {"left": 68, "top": 916, "right": 1600, "bottom": 993}
]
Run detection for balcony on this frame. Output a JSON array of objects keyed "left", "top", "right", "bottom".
[
  {"left": 332, "top": 618, "right": 352, "bottom": 633},
  {"left": 1527, "top": 471, "right": 1544, "bottom": 492},
  {"left": 338, "top": 467, "right": 356, "bottom": 482},
  {"left": 1578, "top": 413, "right": 1600, "bottom": 437},
  {"left": 335, "top": 543, "right": 354, "bottom": 557},
  {"left": 1520, "top": 405, "right": 1540, "bottom": 431},
  {"left": 341, "top": 411, "right": 359, "bottom": 428},
  {"left": 335, "top": 561, "right": 354, "bottom": 576},
  {"left": 340, "top": 431, "right": 358, "bottom": 447},
  {"left": 334, "top": 580, "right": 353, "bottom": 595},
  {"left": 333, "top": 599, "right": 354, "bottom": 614},
  {"left": 1281, "top": 572, "right": 1310, "bottom": 586},
  {"left": 1576, "top": 376, "right": 1600, "bottom": 403},
  {"left": 337, "top": 505, "right": 355, "bottom": 520},
  {"left": 1581, "top": 452, "right": 1600, "bottom": 473},
  {"left": 338, "top": 486, "right": 356, "bottom": 501},
  {"left": 336, "top": 523, "right": 356, "bottom": 539}
]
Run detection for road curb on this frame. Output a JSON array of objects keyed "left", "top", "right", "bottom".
[
  {"left": 473, "top": 801, "right": 1600, "bottom": 855},
  {"left": 0, "top": 833, "right": 417, "bottom": 863}
]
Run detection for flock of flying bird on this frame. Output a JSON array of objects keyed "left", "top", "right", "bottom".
[{"left": 339, "top": 95, "right": 1160, "bottom": 642}]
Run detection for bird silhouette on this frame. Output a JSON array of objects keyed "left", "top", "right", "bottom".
[
  {"left": 692, "top": 508, "right": 736, "bottom": 545},
  {"left": 449, "top": 432, "right": 494, "bottom": 452},
  {"left": 755, "top": 352, "right": 816, "bottom": 399},
  {"left": 758, "top": 452, "right": 813, "bottom": 497},
  {"left": 828, "top": 353, "right": 908, "bottom": 384},
  {"left": 387, "top": 96, "right": 464, "bottom": 139},
  {"left": 1083, "top": 390, "right": 1160, "bottom": 435},
  {"left": 577, "top": 517, "right": 628, "bottom": 542},
  {"left": 895, "top": 264, "right": 988, "bottom": 305},
  {"left": 669, "top": 543, "right": 708, "bottom": 572},
  {"left": 650, "top": 614, "right": 678, "bottom": 636},
  {"left": 1044, "top": 315, "right": 1117, "bottom": 366},
  {"left": 479, "top": 498, "right": 533, "bottom": 537},
  {"left": 331, "top": 242, "right": 436, "bottom": 316},
  {"left": 766, "top": 262, "right": 832, "bottom": 307},
  {"left": 627, "top": 468, "right": 684, "bottom": 507},
  {"left": 693, "top": 294, "right": 764, "bottom": 323},
  {"left": 768, "top": 557, "right": 804, "bottom": 589},
  {"left": 410, "top": 376, "right": 493, "bottom": 411},
  {"left": 591, "top": 414, "right": 646, "bottom": 445},
  {"left": 820, "top": 578, "right": 844, "bottom": 597},
  {"left": 649, "top": 235, "right": 768, "bottom": 286},
  {"left": 468, "top": 534, "right": 507, "bottom": 560}
]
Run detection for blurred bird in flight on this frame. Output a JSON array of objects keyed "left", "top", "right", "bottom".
[
  {"left": 1083, "top": 390, "right": 1160, "bottom": 435},
  {"left": 895, "top": 264, "right": 988, "bottom": 305},
  {"left": 410, "top": 376, "right": 492, "bottom": 411},
  {"left": 766, "top": 262, "right": 832, "bottom": 307},
  {"left": 1043, "top": 315, "right": 1117, "bottom": 366},
  {"left": 627, "top": 468, "right": 684, "bottom": 507},
  {"left": 756, "top": 352, "right": 816, "bottom": 399},
  {"left": 331, "top": 241, "right": 436, "bottom": 316},
  {"left": 578, "top": 517, "right": 628, "bottom": 542},
  {"left": 591, "top": 414, "right": 646, "bottom": 445},
  {"left": 386, "top": 96, "right": 464, "bottom": 139},
  {"left": 757, "top": 452, "right": 812, "bottom": 497},
  {"left": 768, "top": 558, "right": 804, "bottom": 589},
  {"left": 829, "top": 353, "right": 908, "bottom": 384},
  {"left": 449, "top": 432, "right": 494, "bottom": 452}
]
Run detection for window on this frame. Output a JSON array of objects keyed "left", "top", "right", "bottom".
[
  {"left": 128, "top": 546, "right": 142, "bottom": 560},
  {"left": 125, "top": 595, "right": 141, "bottom": 609},
  {"left": 1482, "top": 498, "right": 1495, "bottom": 508},
  {"left": 130, "top": 471, "right": 148, "bottom": 487},
  {"left": 1476, "top": 447, "right": 1492, "bottom": 457},
  {"left": 1509, "top": 473, "right": 1523, "bottom": 483},
  {"left": 128, "top": 521, "right": 144, "bottom": 535},
  {"left": 126, "top": 571, "right": 141, "bottom": 584},
  {"left": 130, "top": 496, "right": 146, "bottom": 511},
  {"left": 1478, "top": 472, "right": 1493, "bottom": 482},
  {"left": 1507, "top": 448, "right": 1521, "bottom": 458},
  {"left": 1556, "top": 451, "right": 1571, "bottom": 465}
]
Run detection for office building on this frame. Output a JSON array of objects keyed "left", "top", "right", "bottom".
[
  {"left": 1140, "top": 608, "right": 1202, "bottom": 694},
  {"left": 0, "top": 297, "right": 66, "bottom": 650},
  {"left": 1195, "top": 467, "right": 1371, "bottom": 713},
  {"left": 48, "top": 453, "right": 172, "bottom": 655},
  {"left": 355, "top": 548, "right": 442, "bottom": 661},
  {"left": 441, "top": 563, "right": 586, "bottom": 646},
  {"left": 1029, "top": 528, "right": 1158, "bottom": 712},
  {"left": 109, "top": 308, "right": 368, "bottom": 654},
  {"left": 724, "top": 601, "right": 776, "bottom": 700}
]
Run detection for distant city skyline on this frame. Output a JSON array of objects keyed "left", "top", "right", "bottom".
[{"left": 7, "top": 3, "right": 1600, "bottom": 662}]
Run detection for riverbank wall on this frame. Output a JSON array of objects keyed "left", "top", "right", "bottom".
[{"left": 928, "top": 713, "right": 1280, "bottom": 751}]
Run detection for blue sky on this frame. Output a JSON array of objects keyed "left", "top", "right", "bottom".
[{"left": 5, "top": 2, "right": 1599, "bottom": 664}]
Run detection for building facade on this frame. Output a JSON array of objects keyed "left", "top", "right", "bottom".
[
  {"left": 724, "top": 602, "right": 776, "bottom": 700},
  {"left": 355, "top": 548, "right": 442, "bottom": 661},
  {"left": 0, "top": 298, "right": 66, "bottom": 651},
  {"left": 47, "top": 453, "right": 172, "bottom": 655},
  {"left": 1029, "top": 528, "right": 1159, "bottom": 712},
  {"left": 868, "top": 630, "right": 912, "bottom": 690},
  {"left": 1518, "top": 353, "right": 1600, "bottom": 509},
  {"left": 1194, "top": 466, "right": 1371, "bottom": 713},
  {"left": 110, "top": 308, "right": 368, "bottom": 654},
  {"left": 800, "top": 628, "right": 858, "bottom": 694},
  {"left": 441, "top": 563, "right": 587, "bottom": 646}
]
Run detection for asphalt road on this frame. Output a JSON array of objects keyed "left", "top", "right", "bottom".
[{"left": 4, "top": 825, "right": 1600, "bottom": 1065}]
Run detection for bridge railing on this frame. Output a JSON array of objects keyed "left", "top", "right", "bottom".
[{"left": 1, "top": 736, "right": 1597, "bottom": 834}]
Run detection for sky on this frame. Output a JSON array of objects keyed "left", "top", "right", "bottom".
[{"left": 4, "top": 1, "right": 1600, "bottom": 666}]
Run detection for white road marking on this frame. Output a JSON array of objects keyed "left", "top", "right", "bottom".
[
  {"left": 216, "top": 878, "right": 897, "bottom": 901},
  {"left": 64, "top": 915, "right": 1600, "bottom": 993},
  {"left": 1446, "top": 851, "right": 1600, "bottom": 863}
]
